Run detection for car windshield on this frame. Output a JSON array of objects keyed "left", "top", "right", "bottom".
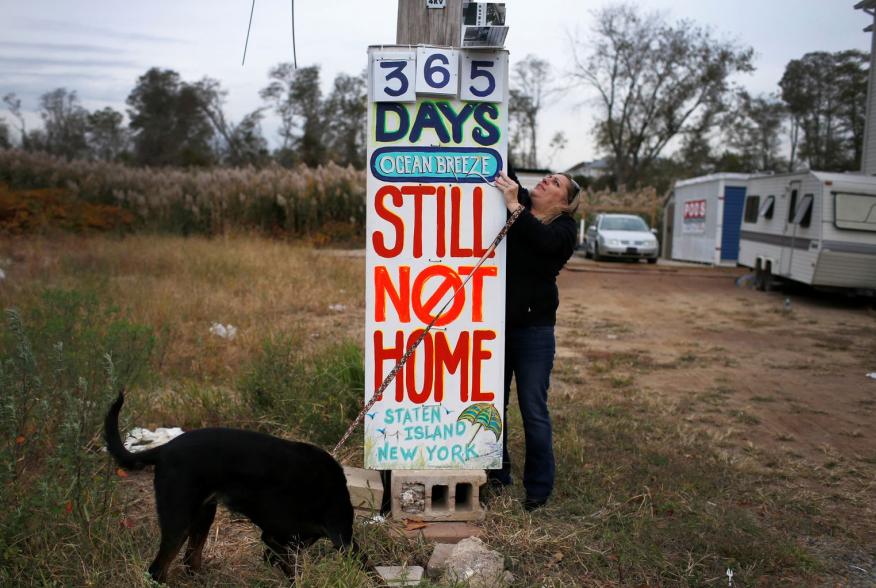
[{"left": 601, "top": 217, "right": 649, "bottom": 231}]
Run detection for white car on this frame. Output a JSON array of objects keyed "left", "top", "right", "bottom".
[{"left": 585, "top": 214, "right": 659, "bottom": 263}]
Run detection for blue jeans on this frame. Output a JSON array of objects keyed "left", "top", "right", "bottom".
[{"left": 490, "top": 326, "right": 556, "bottom": 501}]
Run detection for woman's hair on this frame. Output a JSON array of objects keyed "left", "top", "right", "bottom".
[{"left": 537, "top": 173, "right": 582, "bottom": 224}]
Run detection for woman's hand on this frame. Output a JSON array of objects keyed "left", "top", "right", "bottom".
[{"left": 495, "top": 171, "right": 522, "bottom": 213}]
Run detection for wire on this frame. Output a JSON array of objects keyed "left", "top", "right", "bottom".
[
  {"left": 241, "top": 0, "right": 255, "bottom": 66},
  {"left": 291, "top": 0, "right": 298, "bottom": 69}
]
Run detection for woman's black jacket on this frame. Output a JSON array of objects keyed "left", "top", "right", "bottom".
[{"left": 504, "top": 172, "right": 577, "bottom": 328}]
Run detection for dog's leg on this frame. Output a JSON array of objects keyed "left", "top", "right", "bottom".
[
  {"left": 148, "top": 472, "right": 194, "bottom": 583},
  {"left": 262, "top": 533, "right": 296, "bottom": 580},
  {"left": 325, "top": 505, "right": 368, "bottom": 565},
  {"left": 183, "top": 501, "right": 217, "bottom": 573},
  {"left": 148, "top": 528, "right": 189, "bottom": 584}
]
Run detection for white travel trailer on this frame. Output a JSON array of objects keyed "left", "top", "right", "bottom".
[{"left": 738, "top": 171, "right": 876, "bottom": 291}]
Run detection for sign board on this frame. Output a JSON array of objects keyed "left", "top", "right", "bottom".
[
  {"left": 682, "top": 198, "right": 707, "bottom": 234},
  {"left": 365, "top": 45, "right": 509, "bottom": 470},
  {"left": 462, "top": 1, "right": 508, "bottom": 47},
  {"left": 426, "top": 0, "right": 447, "bottom": 7}
]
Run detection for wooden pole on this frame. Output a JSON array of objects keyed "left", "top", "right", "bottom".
[{"left": 397, "top": 0, "right": 464, "bottom": 46}]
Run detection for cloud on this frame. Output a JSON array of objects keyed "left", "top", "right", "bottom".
[
  {"left": 0, "top": 41, "right": 128, "bottom": 54},
  {"left": 0, "top": 56, "right": 139, "bottom": 69},
  {"left": 24, "top": 18, "right": 187, "bottom": 45}
]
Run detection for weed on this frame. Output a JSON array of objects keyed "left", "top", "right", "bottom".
[
  {"left": 733, "top": 410, "right": 761, "bottom": 426},
  {"left": 239, "top": 337, "right": 364, "bottom": 446},
  {"left": 0, "top": 288, "right": 155, "bottom": 585}
]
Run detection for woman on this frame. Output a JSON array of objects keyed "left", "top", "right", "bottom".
[{"left": 490, "top": 168, "right": 580, "bottom": 510}]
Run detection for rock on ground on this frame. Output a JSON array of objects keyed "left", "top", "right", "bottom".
[{"left": 441, "top": 537, "right": 513, "bottom": 587}]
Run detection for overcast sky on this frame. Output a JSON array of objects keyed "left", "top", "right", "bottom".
[{"left": 0, "top": 0, "right": 871, "bottom": 170}]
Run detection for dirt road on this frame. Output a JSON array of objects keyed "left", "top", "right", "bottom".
[{"left": 558, "top": 255, "right": 876, "bottom": 463}]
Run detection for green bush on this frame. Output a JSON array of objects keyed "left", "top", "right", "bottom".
[
  {"left": 0, "top": 288, "right": 156, "bottom": 585},
  {"left": 239, "top": 337, "right": 364, "bottom": 447}
]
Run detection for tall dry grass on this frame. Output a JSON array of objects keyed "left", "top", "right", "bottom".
[
  {"left": 0, "top": 233, "right": 847, "bottom": 586},
  {"left": 0, "top": 149, "right": 366, "bottom": 240}
]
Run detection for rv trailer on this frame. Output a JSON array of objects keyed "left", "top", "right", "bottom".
[{"left": 738, "top": 171, "right": 876, "bottom": 291}]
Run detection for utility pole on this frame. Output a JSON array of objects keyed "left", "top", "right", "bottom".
[{"left": 397, "top": 0, "right": 463, "bottom": 46}]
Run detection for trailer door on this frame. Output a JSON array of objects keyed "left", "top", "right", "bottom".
[
  {"left": 721, "top": 186, "right": 746, "bottom": 261},
  {"left": 779, "top": 181, "right": 801, "bottom": 276}
]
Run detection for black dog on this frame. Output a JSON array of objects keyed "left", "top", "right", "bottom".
[{"left": 104, "top": 392, "right": 362, "bottom": 584}]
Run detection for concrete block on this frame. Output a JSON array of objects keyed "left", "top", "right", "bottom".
[
  {"left": 375, "top": 565, "right": 424, "bottom": 587},
  {"left": 400, "top": 521, "right": 484, "bottom": 544},
  {"left": 390, "top": 469, "right": 487, "bottom": 521},
  {"left": 426, "top": 543, "right": 456, "bottom": 578},
  {"left": 343, "top": 466, "right": 383, "bottom": 513}
]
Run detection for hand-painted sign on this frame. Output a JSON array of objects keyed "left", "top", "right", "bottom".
[{"left": 365, "top": 45, "right": 509, "bottom": 470}]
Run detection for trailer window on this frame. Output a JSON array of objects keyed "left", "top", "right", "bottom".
[
  {"left": 835, "top": 192, "right": 876, "bottom": 232},
  {"left": 759, "top": 195, "right": 775, "bottom": 219},
  {"left": 793, "top": 194, "right": 813, "bottom": 227},
  {"left": 743, "top": 195, "right": 760, "bottom": 223},
  {"left": 787, "top": 189, "right": 798, "bottom": 222}
]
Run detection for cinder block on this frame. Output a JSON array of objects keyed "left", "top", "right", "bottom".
[
  {"left": 343, "top": 466, "right": 383, "bottom": 513},
  {"left": 390, "top": 469, "right": 487, "bottom": 521},
  {"left": 375, "top": 565, "right": 424, "bottom": 587}
]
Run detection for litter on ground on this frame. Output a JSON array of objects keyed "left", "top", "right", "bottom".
[
  {"left": 209, "top": 322, "right": 238, "bottom": 340},
  {"left": 124, "top": 427, "right": 184, "bottom": 452}
]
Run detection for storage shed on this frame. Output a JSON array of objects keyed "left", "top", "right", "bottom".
[{"left": 664, "top": 173, "right": 753, "bottom": 265}]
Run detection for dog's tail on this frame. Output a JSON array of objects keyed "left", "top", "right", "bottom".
[{"left": 104, "top": 390, "right": 161, "bottom": 470}]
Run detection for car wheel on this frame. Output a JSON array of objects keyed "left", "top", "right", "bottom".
[
  {"left": 584, "top": 243, "right": 592, "bottom": 259},
  {"left": 593, "top": 244, "right": 602, "bottom": 261},
  {"left": 647, "top": 257, "right": 657, "bottom": 264}
]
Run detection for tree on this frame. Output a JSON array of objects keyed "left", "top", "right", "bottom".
[
  {"left": 3, "top": 93, "right": 27, "bottom": 148},
  {"left": 192, "top": 77, "right": 268, "bottom": 167},
  {"left": 508, "top": 55, "right": 553, "bottom": 168},
  {"left": 127, "top": 68, "right": 215, "bottom": 167},
  {"left": 87, "top": 107, "right": 129, "bottom": 161},
  {"left": 676, "top": 131, "right": 717, "bottom": 178},
  {"left": 836, "top": 51, "right": 868, "bottom": 168},
  {"left": 724, "top": 91, "right": 786, "bottom": 172},
  {"left": 544, "top": 131, "right": 567, "bottom": 169},
  {"left": 571, "top": 3, "right": 754, "bottom": 187},
  {"left": 780, "top": 50, "right": 868, "bottom": 171},
  {"left": 39, "top": 88, "right": 90, "bottom": 160},
  {"left": 508, "top": 89, "right": 534, "bottom": 168},
  {"left": 260, "top": 64, "right": 325, "bottom": 167},
  {"left": 0, "top": 118, "right": 10, "bottom": 149},
  {"left": 322, "top": 72, "right": 367, "bottom": 168}
]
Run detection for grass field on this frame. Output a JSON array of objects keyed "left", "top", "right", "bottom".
[{"left": 1, "top": 233, "right": 873, "bottom": 586}]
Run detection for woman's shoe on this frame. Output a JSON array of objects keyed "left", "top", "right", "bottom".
[{"left": 523, "top": 497, "right": 547, "bottom": 511}]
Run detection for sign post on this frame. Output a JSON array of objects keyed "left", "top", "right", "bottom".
[{"left": 363, "top": 36, "right": 509, "bottom": 470}]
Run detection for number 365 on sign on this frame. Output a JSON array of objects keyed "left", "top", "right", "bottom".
[{"left": 369, "top": 47, "right": 507, "bottom": 103}]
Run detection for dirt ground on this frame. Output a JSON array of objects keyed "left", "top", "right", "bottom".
[
  {"left": 557, "top": 255, "right": 876, "bottom": 467},
  {"left": 555, "top": 254, "right": 876, "bottom": 580}
]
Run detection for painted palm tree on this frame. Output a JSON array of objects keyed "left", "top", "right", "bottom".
[{"left": 457, "top": 403, "right": 502, "bottom": 447}]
